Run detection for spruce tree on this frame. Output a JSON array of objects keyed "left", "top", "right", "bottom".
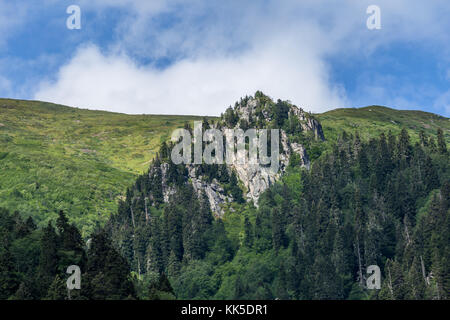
[
  {"left": 243, "top": 216, "right": 254, "bottom": 248},
  {"left": 38, "top": 222, "right": 59, "bottom": 295},
  {"left": 45, "top": 275, "right": 67, "bottom": 300},
  {"left": 0, "top": 245, "right": 20, "bottom": 299},
  {"left": 437, "top": 128, "right": 447, "bottom": 154},
  {"left": 272, "top": 208, "right": 284, "bottom": 253},
  {"left": 84, "top": 230, "right": 136, "bottom": 299}
]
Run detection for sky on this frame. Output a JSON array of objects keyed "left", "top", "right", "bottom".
[{"left": 0, "top": 0, "right": 449, "bottom": 116}]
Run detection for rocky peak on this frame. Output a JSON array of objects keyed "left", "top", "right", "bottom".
[
  {"left": 147, "top": 92, "right": 325, "bottom": 217},
  {"left": 221, "top": 92, "right": 325, "bottom": 141},
  {"left": 205, "top": 92, "right": 325, "bottom": 213}
]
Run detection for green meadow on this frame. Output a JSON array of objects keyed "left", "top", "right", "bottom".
[
  {"left": 317, "top": 105, "right": 449, "bottom": 142},
  {"left": 0, "top": 98, "right": 203, "bottom": 235}
]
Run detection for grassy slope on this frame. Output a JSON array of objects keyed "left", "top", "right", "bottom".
[
  {"left": 1, "top": 99, "right": 449, "bottom": 235},
  {"left": 0, "top": 99, "right": 203, "bottom": 235},
  {"left": 317, "top": 105, "right": 450, "bottom": 143}
]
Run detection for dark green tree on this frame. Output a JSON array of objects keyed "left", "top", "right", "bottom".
[
  {"left": 437, "top": 128, "right": 447, "bottom": 154},
  {"left": 0, "top": 245, "right": 20, "bottom": 299}
]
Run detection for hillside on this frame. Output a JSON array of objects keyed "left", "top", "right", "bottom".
[
  {"left": 0, "top": 98, "right": 203, "bottom": 235},
  {"left": 317, "top": 105, "right": 450, "bottom": 142},
  {"left": 0, "top": 95, "right": 449, "bottom": 300},
  {"left": 1, "top": 98, "right": 448, "bottom": 236},
  {"left": 107, "top": 94, "right": 449, "bottom": 300}
]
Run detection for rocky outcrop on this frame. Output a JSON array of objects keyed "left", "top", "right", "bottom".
[
  {"left": 282, "top": 104, "right": 325, "bottom": 141},
  {"left": 228, "top": 130, "right": 308, "bottom": 205},
  {"left": 303, "top": 117, "right": 325, "bottom": 141},
  {"left": 151, "top": 93, "right": 324, "bottom": 217},
  {"left": 160, "top": 163, "right": 177, "bottom": 202},
  {"left": 222, "top": 96, "right": 317, "bottom": 205},
  {"left": 188, "top": 166, "right": 232, "bottom": 215},
  {"left": 202, "top": 95, "right": 322, "bottom": 213}
]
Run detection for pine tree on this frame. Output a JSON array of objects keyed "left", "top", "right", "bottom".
[
  {"left": 148, "top": 222, "right": 163, "bottom": 273},
  {"left": 243, "top": 216, "right": 254, "bottom": 248},
  {"left": 272, "top": 208, "right": 284, "bottom": 253},
  {"left": 165, "top": 204, "right": 183, "bottom": 261},
  {"left": 397, "top": 128, "right": 412, "bottom": 166},
  {"left": 159, "top": 141, "right": 170, "bottom": 160},
  {"left": 437, "top": 128, "right": 447, "bottom": 154},
  {"left": 150, "top": 158, "right": 164, "bottom": 206},
  {"left": 375, "top": 133, "right": 392, "bottom": 189},
  {"left": 419, "top": 130, "right": 428, "bottom": 147},
  {"left": 358, "top": 145, "right": 369, "bottom": 178},
  {"left": 405, "top": 257, "right": 426, "bottom": 299},
  {"left": 45, "top": 275, "right": 67, "bottom": 300},
  {"left": 167, "top": 250, "right": 181, "bottom": 278},
  {"left": 234, "top": 274, "right": 246, "bottom": 299},
  {"left": 158, "top": 272, "right": 174, "bottom": 295},
  {"left": 0, "top": 245, "right": 20, "bottom": 299},
  {"left": 353, "top": 188, "right": 366, "bottom": 287},
  {"left": 38, "top": 222, "right": 59, "bottom": 295},
  {"left": 187, "top": 191, "right": 213, "bottom": 259},
  {"left": 56, "top": 211, "right": 86, "bottom": 270},
  {"left": 274, "top": 263, "right": 290, "bottom": 299},
  {"left": 423, "top": 155, "right": 439, "bottom": 191},
  {"left": 428, "top": 136, "right": 437, "bottom": 153},
  {"left": 84, "top": 230, "right": 136, "bottom": 299},
  {"left": 13, "top": 282, "right": 34, "bottom": 300},
  {"left": 387, "top": 130, "right": 397, "bottom": 155}
]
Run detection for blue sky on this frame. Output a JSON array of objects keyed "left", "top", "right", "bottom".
[{"left": 0, "top": 0, "right": 449, "bottom": 116}]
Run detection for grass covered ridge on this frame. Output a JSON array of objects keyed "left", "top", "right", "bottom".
[
  {"left": 0, "top": 98, "right": 203, "bottom": 235},
  {"left": 317, "top": 105, "right": 449, "bottom": 142}
]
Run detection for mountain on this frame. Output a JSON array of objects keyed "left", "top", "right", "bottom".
[
  {"left": 1, "top": 97, "right": 448, "bottom": 233},
  {"left": 0, "top": 93, "right": 449, "bottom": 300},
  {"left": 217, "top": 93, "right": 324, "bottom": 204},
  {"left": 131, "top": 92, "right": 326, "bottom": 217},
  {"left": 106, "top": 92, "right": 449, "bottom": 300}
]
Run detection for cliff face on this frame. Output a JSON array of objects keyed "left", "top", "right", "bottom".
[
  {"left": 148, "top": 93, "right": 325, "bottom": 217},
  {"left": 216, "top": 95, "right": 323, "bottom": 208},
  {"left": 289, "top": 106, "right": 325, "bottom": 140}
]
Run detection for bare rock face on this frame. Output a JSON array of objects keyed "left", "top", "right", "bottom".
[
  {"left": 290, "top": 142, "right": 310, "bottom": 169},
  {"left": 290, "top": 105, "right": 325, "bottom": 140},
  {"left": 160, "top": 163, "right": 176, "bottom": 202},
  {"left": 214, "top": 95, "right": 320, "bottom": 209},
  {"left": 188, "top": 165, "right": 232, "bottom": 216},
  {"left": 228, "top": 130, "right": 308, "bottom": 205},
  {"left": 304, "top": 118, "right": 325, "bottom": 141}
]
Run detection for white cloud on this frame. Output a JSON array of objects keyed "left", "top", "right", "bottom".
[
  {"left": 33, "top": 0, "right": 450, "bottom": 115},
  {"left": 35, "top": 41, "right": 345, "bottom": 115}
]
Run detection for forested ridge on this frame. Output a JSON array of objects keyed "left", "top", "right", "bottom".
[
  {"left": 108, "top": 125, "right": 449, "bottom": 299},
  {"left": 0, "top": 98, "right": 449, "bottom": 300}
]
